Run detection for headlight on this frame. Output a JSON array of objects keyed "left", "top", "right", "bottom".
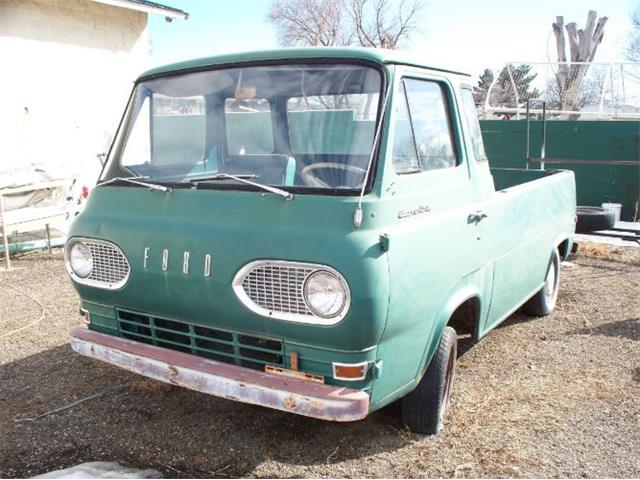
[
  {"left": 68, "top": 241, "right": 93, "bottom": 278},
  {"left": 303, "top": 271, "right": 348, "bottom": 318}
]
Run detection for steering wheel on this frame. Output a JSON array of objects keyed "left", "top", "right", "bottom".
[{"left": 300, "top": 163, "right": 367, "bottom": 188}]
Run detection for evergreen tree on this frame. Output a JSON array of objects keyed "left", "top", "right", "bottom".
[
  {"left": 473, "top": 68, "right": 494, "bottom": 105},
  {"left": 504, "top": 64, "right": 540, "bottom": 103},
  {"left": 489, "top": 64, "right": 540, "bottom": 107}
]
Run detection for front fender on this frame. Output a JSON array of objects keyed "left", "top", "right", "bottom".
[
  {"left": 552, "top": 233, "right": 574, "bottom": 261},
  {"left": 414, "top": 270, "right": 487, "bottom": 382}
]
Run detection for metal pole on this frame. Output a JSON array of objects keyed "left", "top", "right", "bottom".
[
  {"left": 598, "top": 69, "right": 607, "bottom": 119},
  {"left": 620, "top": 64, "right": 626, "bottom": 116},
  {"left": 525, "top": 99, "right": 530, "bottom": 169},
  {"left": 506, "top": 64, "right": 521, "bottom": 120},
  {"left": 540, "top": 101, "right": 547, "bottom": 171},
  {"left": 610, "top": 63, "right": 615, "bottom": 115},
  {"left": 483, "top": 68, "right": 500, "bottom": 116}
]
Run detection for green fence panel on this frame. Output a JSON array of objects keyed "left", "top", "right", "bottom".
[
  {"left": 152, "top": 114, "right": 205, "bottom": 165},
  {"left": 480, "top": 120, "right": 640, "bottom": 220},
  {"left": 153, "top": 111, "right": 376, "bottom": 161},
  {"left": 226, "top": 112, "right": 274, "bottom": 154},
  {"left": 289, "top": 110, "right": 355, "bottom": 154}
]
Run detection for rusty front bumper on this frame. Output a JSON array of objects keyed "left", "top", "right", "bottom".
[{"left": 70, "top": 327, "right": 369, "bottom": 421}]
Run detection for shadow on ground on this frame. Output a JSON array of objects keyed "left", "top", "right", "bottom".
[
  {"left": 568, "top": 317, "right": 639, "bottom": 341},
  {"left": 456, "top": 311, "right": 535, "bottom": 358},
  {"left": 0, "top": 344, "right": 415, "bottom": 478}
]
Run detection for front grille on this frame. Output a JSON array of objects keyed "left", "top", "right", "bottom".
[
  {"left": 116, "top": 310, "right": 284, "bottom": 371},
  {"left": 86, "top": 241, "right": 130, "bottom": 287},
  {"left": 241, "top": 263, "right": 314, "bottom": 316}
]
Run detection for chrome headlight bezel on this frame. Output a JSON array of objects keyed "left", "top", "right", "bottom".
[
  {"left": 64, "top": 237, "right": 130, "bottom": 290},
  {"left": 232, "top": 260, "right": 351, "bottom": 325}
]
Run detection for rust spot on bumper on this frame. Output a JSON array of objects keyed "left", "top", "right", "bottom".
[
  {"left": 69, "top": 327, "right": 369, "bottom": 422},
  {"left": 283, "top": 395, "right": 298, "bottom": 410}
]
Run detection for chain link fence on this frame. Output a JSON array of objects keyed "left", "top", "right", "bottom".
[{"left": 479, "top": 62, "right": 640, "bottom": 120}]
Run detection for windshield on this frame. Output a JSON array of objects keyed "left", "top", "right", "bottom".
[{"left": 101, "top": 63, "right": 383, "bottom": 193}]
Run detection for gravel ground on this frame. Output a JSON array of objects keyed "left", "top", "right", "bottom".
[{"left": 1, "top": 244, "right": 639, "bottom": 478}]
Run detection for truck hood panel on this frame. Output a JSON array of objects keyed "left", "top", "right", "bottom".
[{"left": 69, "top": 187, "right": 389, "bottom": 350}]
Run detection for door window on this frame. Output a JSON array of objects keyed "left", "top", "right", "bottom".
[
  {"left": 392, "top": 79, "right": 457, "bottom": 173},
  {"left": 391, "top": 87, "right": 420, "bottom": 173},
  {"left": 460, "top": 88, "right": 488, "bottom": 161}
]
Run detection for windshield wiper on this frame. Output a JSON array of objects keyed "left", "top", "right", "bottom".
[
  {"left": 97, "top": 176, "right": 172, "bottom": 194},
  {"left": 191, "top": 173, "right": 293, "bottom": 201},
  {"left": 190, "top": 174, "right": 257, "bottom": 180}
]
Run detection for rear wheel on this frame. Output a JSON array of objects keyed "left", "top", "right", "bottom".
[
  {"left": 401, "top": 326, "right": 457, "bottom": 435},
  {"left": 524, "top": 249, "right": 560, "bottom": 316}
]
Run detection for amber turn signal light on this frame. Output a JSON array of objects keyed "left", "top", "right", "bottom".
[{"left": 332, "top": 361, "right": 368, "bottom": 381}]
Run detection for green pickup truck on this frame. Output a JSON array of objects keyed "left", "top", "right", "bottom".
[{"left": 66, "top": 48, "right": 576, "bottom": 434}]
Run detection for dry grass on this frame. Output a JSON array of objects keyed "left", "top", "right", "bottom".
[
  {"left": 577, "top": 242, "right": 618, "bottom": 257},
  {"left": 576, "top": 240, "right": 640, "bottom": 265},
  {"left": 1, "top": 248, "right": 639, "bottom": 478}
]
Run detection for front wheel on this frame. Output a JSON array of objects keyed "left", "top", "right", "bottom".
[
  {"left": 401, "top": 326, "right": 457, "bottom": 434},
  {"left": 523, "top": 248, "right": 560, "bottom": 316}
]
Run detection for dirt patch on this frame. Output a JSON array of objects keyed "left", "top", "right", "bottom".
[{"left": 1, "top": 244, "right": 639, "bottom": 478}]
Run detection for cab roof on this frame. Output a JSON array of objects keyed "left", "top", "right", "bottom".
[{"left": 139, "top": 47, "right": 470, "bottom": 80}]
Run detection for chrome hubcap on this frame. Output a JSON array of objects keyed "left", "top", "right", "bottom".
[{"left": 544, "top": 257, "right": 558, "bottom": 301}]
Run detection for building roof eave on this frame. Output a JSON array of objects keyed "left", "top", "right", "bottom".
[{"left": 90, "top": 0, "right": 189, "bottom": 20}]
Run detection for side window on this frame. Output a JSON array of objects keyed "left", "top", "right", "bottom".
[
  {"left": 151, "top": 94, "right": 205, "bottom": 165},
  {"left": 225, "top": 98, "right": 274, "bottom": 154},
  {"left": 460, "top": 88, "right": 488, "bottom": 161},
  {"left": 393, "top": 79, "right": 457, "bottom": 173},
  {"left": 391, "top": 86, "right": 421, "bottom": 173},
  {"left": 122, "top": 93, "right": 207, "bottom": 168},
  {"left": 121, "top": 96, "right": 151, "bottom": 167}
]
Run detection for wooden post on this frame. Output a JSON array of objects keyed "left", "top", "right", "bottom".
[
  {"left": 0, "top": 193, "right": 10, "bottom": 270},
  {"left": 45, "top": 224, "right": 52, "bottom": 254}
]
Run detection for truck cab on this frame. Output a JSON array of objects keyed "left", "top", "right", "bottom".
[{"left": 66, "top": 48, "right": 576, "bottom": 434}]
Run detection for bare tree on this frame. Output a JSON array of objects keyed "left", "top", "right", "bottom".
[
  {"left": 544, "top": 70, "right": 605, "bottom": 114},
  {"left": 347, "top": 0, "right": 423, "bottom": 49},
  {"left": 267, "top": 0, "right": 353, "bottom": 46},
  {"left": 267, "top": 0, "right": 424, "bottom": 49},
  {"left": 551, "top": 11, "right": 608, "bottom": 114},
  {"left": 625, "top": 5, "right": 640, "bottom": 62}
]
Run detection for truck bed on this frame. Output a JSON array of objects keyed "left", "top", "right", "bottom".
[
  {"left": 476, "top": 166, "right": 576, "bottom": 336},
  {"left": 491, "top": 167, "right": 564, "bottom": 191}
]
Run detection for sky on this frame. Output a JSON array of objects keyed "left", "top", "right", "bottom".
[{"left": 149, "top": 0, "right": 638, "bottom": 81}]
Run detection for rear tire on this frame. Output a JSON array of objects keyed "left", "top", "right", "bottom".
[
  {"left": 524, "top": 249, "right": 560, "bottom": 316},
  {"left": 401, "top": 326, "right": 457, "bottom": 435}
]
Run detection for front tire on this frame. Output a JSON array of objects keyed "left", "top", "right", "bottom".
[
  {"left": 524, "top": 248, "right": 560, "bottom": 316},
  {"left": 401, "top": 326, "right": 457, "bottom": 435}
]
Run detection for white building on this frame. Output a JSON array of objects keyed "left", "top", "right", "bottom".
[{"left": 0, "top": 0, "right": 188, "bottom": 181}]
